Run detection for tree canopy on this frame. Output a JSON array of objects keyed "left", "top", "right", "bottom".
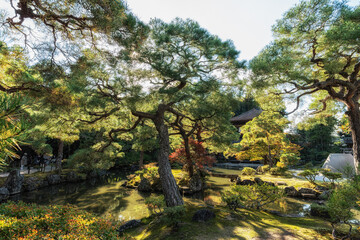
[{"left": 250, "top": 0, "right": 360, "bottom": 173}]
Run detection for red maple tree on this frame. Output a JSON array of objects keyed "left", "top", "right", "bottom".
[{"left": 169, "top": 139, "right": 216, "bottom": 175}]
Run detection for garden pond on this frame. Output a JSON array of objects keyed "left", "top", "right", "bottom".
[{"left": 6, "top": 168, "right": 324, "bottom": 222}]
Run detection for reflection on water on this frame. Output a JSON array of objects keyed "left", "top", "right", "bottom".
[
  {"left": 9, "top": 172, "right": 317, "bottom": 221},
  {"left": 9, "top": 175, "right": 153, "bottom": 221}
]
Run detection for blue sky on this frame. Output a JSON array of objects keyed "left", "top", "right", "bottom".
[{"left": 126, "top": 0, "right": 359, "bottom": 61}]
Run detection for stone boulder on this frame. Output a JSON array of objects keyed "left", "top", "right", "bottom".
[
  {"left": 298, "top": 188, "right": 319, "bottom": 195},
  {"left": 151, "top": 178, "right": 163, "bottom": 192},
  {"left": 66, "top": 171, "right": 79, "bottom": 183},
  {"left": 192, "top": 209, "right": 215, "bottom": 222},
  {"left": 315, "top": 185, "right": 329, "bottom": 191},
  {"left": 284, "top": 186, "right": 300, "bottom": 197},
  {"left": 298, "top": 188, "right": 319, "bottom": 199},
  {"left": 229, "top": 175, "right": 238, "bottom": 182},
  {"left": 118, "top": 219, "right": 141, "bottom": 233},
  {"left": 264, "top": 181, "right": 275, "bottom": 187},
  {"left": 23, "top": 177, "right": 42, "bottom": 191},
  {"left": 301, "top": 193, "right": 318, "bottom": 199},
  {"left": 46, "top": 174, "right": 61, "bottom": 185},
  {"left": 138, "top": 178, "right": 152, "bottom": 192},
  {"left": 4, "top": 170, "right": 24, "bottom": 195},
  {"left": 235, "top": 177, "right": 242, "bottom": 185},
  {"left": 189, "top": 174, "right": 203, "bottom": 193},
  {"left": 0, "top": 187, "right": 9, "bottom": 201},
  {"left": 275, "top": 182, "right": 287, "bottom": 186},
  {"left": 238, "top": 179, "right": 255, "bottom": 186},
  {"left": 254, "top": 177, "right": 264, "bottom": 185}
]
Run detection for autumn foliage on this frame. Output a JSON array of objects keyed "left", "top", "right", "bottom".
[
  {"left": 169, "top": 139, "right": 216, "bottom": 172},
  {"left": 0, "top": 201, "right": 120, "bottom": 239}
]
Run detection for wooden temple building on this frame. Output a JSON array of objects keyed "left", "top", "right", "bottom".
[{"left": 230, "top": 108, "right": 262, "bottom": 130}]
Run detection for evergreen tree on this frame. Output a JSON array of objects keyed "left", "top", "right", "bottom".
[
  {"left": 70, "top": 18, "right": 244, "bottom": 206},
  {"left": 250, "top": 0, "right": 360, "bottom": 173}
]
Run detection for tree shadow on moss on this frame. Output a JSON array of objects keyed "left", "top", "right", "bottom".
[{"left": 131, "top": 206, "right": 331, "bottom": 240}]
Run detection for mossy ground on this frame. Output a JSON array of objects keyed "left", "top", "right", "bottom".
[
  {"left": 128, "top": 167, "right": 360, "bottom": 240},
  {"left": 129, "top": 204, "right": 339, "bottom": 240}
]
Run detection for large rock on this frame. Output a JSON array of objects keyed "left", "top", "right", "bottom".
[
  {"left": 301, "top": 193, "right": 318, "bottom": 199},
  {"left": 0, "top": 187, "right": 9, "bottom": 201},
  {"left": 4, "top": 170, "right": 24, "bottom": 195},
  {"left": 238, "top": 179, "right": 255, "bottom": 186},
  {"left": 151, "top": 178, "right": 163, "bottom": 192},
  {"left": 298, "top": 188, "right": 319, "bottom": 199},
  {"left": 264, "top": 181, "right": 275, "bottom": 187},
  {"left": 118, "top": 219, "right": 141, "bottom": 233},
  {"left": 315, "top": 185, "right": 329, "bottom": 191},
  {"left": 254, "top": 177, "right": 264, "bottom": 185},
  {"left": 189, "top": 174, "right": 203, "bottom": 193},
  {"left": 23, "top": 177, "right": 42, "bottom": 191},
  {"left": 298, "top": 188, "right": 319, "bottom": 196},
  {"left": 284, "top": 186, "right": 300, "bottom": 197},
  {"left": 138, "top": 178, "right": 152, "bottom": 192},
  {"left": 192, "top": 209, "right": 215, "bottom": 222},
  {"left": 235, "top": 177, "right": 242, "bottom": 185},
  {"left": 46, "top": 174, "right": 61, "bottom": 185}
]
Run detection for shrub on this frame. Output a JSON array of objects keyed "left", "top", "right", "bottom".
[
  {"left": 340, "top": 163, "right": 355, "bottom": 178},
  {"left": 303, "top": 162, "right": 313, "bottom": 169},
  {"left": 326, "top": 182, "right": 359, "bottom": 239},
  {"left": 269, "top": 166, "right": 288, "bottom": 176},
  {"left": 298, "top": 169, "right": 319, "bottom": 185},
  {"left": 0, "top": 201, "right": 120, "bottom": 239},
  {"left": 221, "top": 189, "right": 244, "bottom": 210},
  {"left": 241, "top": 167, "right": 256, "bottom": 176},
  {"left": 177, "top": 173, "right": 190, "bottom": 187},
  {"left": 67, "top": 148, "right": 116, "bottom": 171},
  {"left": 162, "top": 206, "right": 186, "bottom": 227},
  {"left": 134, "top": 167, "right": 159, "bottom": 180},
  {"left": 310, "top": 203, "right": 330, "bottom": 218},
  {"left": 320, "top": 169, "right": 342, "bottom": 186},
  {"left": 222, "top": 183, "right": 284, "bottom": 210},
  {"left": 260, "top": 165, "right": 270, "bottom": 173},
  {"left": 145, "top": 195, "right": 165, "bottom": 214}
]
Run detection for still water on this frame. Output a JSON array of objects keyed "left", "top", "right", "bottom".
[{"left": 7, "top": 172, "right": 318, "bottom": 222}]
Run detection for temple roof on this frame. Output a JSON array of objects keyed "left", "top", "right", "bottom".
[{"left": 230, "top": 108, "right": 262, "bottom": 125}]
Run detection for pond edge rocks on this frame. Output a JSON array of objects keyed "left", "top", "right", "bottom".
[{"left": 0, "top": 170, "right": 97, "bottom": 198}]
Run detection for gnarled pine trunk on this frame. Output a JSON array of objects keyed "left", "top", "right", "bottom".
[
  {"left": 347, "top": 104, "right": 360, "bottom": 175},
  {"left": 153, "top": 107, "right": 184, "bottom": 207}
]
